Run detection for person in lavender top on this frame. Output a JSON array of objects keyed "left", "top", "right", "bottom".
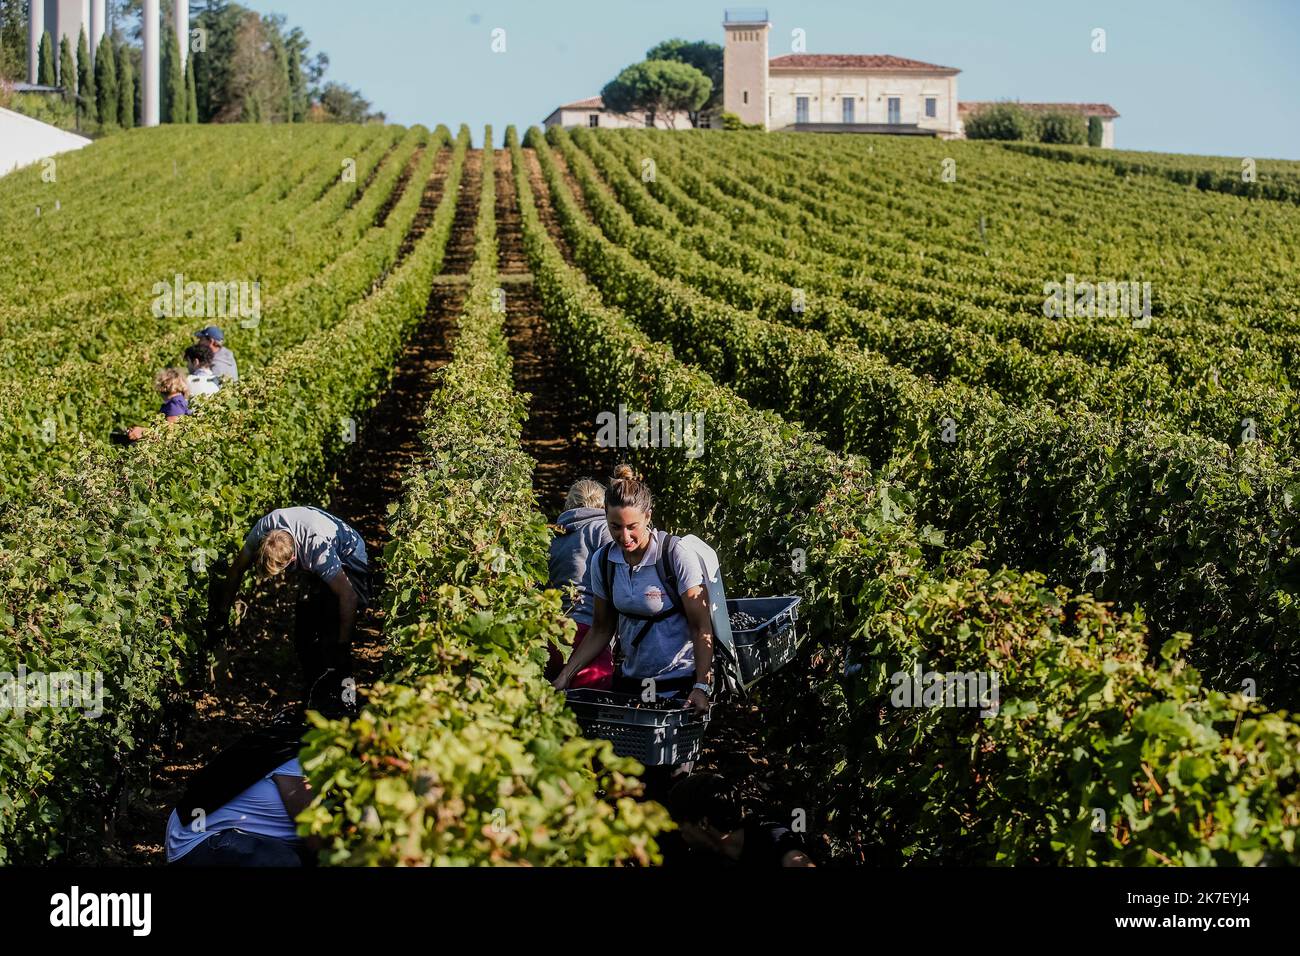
[{"left": 126, "top": 368, "right": 191, "bottom": 441}]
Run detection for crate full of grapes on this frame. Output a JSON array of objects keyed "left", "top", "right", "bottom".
[
  {"left": 564, "top": 689, "right": 711, "bottom": 766},
  {"left": 728, "top": 596, "right": 803, "bottom": 686}
]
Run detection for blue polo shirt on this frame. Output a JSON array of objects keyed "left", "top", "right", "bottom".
[{"left": 589, "top": 530, "right": 704, "bottom": 682}]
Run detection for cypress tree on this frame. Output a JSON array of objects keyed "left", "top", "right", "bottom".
[
  {"left": 271, "top": 32, "right": 291, "bottom": 122},
  {"left": 58, "top": 35, "right": 74, "bottom": 91},
  {"left": 38, "top": 30, "right": 56, "bottom": 86},
  {"left": 287, "top": 43, "right": 304, "bottom": 122},
  {"left": 185, "top": 54, "right": 198, "bottom": 122},
  {"left": 163, "top": 29, "right": 184, "bottom": 122},
  {"left": 95, "top": 38, "right": 118, "bottom": 129},
  {"left": 117, "top": 46, "right": 135, "bottom": 128},
  {"left": 77, "top": 29, "right": 96, "bottom": 123}
]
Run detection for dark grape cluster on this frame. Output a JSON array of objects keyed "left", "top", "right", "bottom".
[{"left": 729, "top": 611, "right": 764, "bottom": 632}]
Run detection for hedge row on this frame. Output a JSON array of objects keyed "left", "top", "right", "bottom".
[
  {"left": 1001, "top": 141, "right": 1300, "bottom": 206},
  {"left": 663, "top": 126, "right": 1300, "bottom": 331},
  {"left": 1, "top": 125, "right": 403, "bottom": 370},
  {"left": 565, "top": 126, "right": 1296, "bottom": 450},
  {"left": 619, "top": 127, "right": 1300, "bottom": 363}
]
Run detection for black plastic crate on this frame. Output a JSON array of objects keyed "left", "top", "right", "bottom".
[
  {"left": 565, "top": 689, "right": 710, "bottom": 766},
  {"left": 728, "top": 595, "right": 803, "bottom": 685}
]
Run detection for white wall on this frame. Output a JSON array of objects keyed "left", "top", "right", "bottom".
[
  {"left": 545, "top": 108, "right": 693, "bottom": 130},
  {"left": 768, "top": 72, "right": 959, "bottom": 133},
  {"left": 0, "top": 107, "right": 92, "bottom": 177},
  {"left": 142, "top": 0, "right": 159, "bottom": 127},
  {"left": 1101, "top": 117, "right": 1115, "bottom": 148}
]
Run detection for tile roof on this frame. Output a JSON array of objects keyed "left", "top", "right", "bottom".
[
  {"left": 769, "top": 54, "right": 959, "bottom": 73},
  {"left": 556, "top": 96, "right": 606, "bottom": 110},
  {"left": 959, "top": 101, "right": 1120, "bottom": 118}
]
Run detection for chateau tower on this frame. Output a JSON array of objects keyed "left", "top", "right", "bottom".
[{"left": 722, "top": 8, "right": 770, "bottom": 129}]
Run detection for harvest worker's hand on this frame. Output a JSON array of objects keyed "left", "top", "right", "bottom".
[{"left": 686, "top": 688, "right": 710, "bottom": 714}]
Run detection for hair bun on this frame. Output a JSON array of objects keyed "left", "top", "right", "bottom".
[{"left": 612, "top": 463, "right": 639, "bottom": 482}]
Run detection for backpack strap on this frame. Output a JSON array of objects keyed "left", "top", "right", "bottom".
[
  {"left": 655, "top": 533, "right": 683, "bottom": 616},
  {"left": 597, "top": 541, "right": 615, "bottom": 611}
]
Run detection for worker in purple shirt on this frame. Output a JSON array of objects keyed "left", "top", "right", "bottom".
[{"left": 125, "top": 367, "right": 191, "bottom": 441}]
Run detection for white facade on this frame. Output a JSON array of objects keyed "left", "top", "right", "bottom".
[
  {"left": 543, "top": 99, "right": 693, "bottom": 131},
  {"left": 90, "top": 0, "right": 105, "bottom": 63},
  {"left": 175, "top": 0, "right": 189, "bottom": 70},
  {"left": 26, "top": 0, "right": 93, "bottom": 83},
  {"left": 1099, "top": 117, "right": 1115, "bottom": 148},
  {"left": 0, "top": 106, "right": 92, "bottom": 177},
  {"left": 54, "top": 0, "right": 86, "bottom": 53},
  {"left": 768, "top": 71, "right": 959, "bottom": 134},
  {"left": 721, "top": 13, "right": 962, "bottom": 136},
  {"left": 544, "top": 10, "right": 1116, "bottom": 143}
]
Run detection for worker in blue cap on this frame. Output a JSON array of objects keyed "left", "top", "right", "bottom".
[{"left": 194, "top": 326, "right": 239, "bottom": 383}]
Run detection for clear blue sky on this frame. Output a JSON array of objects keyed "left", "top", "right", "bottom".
[{"left": 248, "top": 0, "right": 1300, "bottom": 159}]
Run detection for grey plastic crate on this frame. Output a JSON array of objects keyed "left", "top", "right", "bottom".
[
  {"left": 565, "top": 689, "right": 710, "bottom": 766},
  {"left": 728, "top": 595, "right": 803, "bottom": 685}
]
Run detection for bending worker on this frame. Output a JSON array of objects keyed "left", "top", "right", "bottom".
[{"left": 219, "top": 506, "right": 369, "bottom": 712}]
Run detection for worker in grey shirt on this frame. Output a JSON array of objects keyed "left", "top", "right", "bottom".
[
  {"left": 546, "top": 479, "right": 614, "bottom": 688},
  {"left": 194, "top": 325, "right": 238, "bottom": 383},
  {"left": 548, "top": 479, "right": 612, "bottom": 627},
  {"left": 218, "top": 506, "right": 369, "bottom": 709}
]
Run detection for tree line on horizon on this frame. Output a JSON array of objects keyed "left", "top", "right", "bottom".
[{"left": 0, "top": 0, "right": 384, "bottom": 130}]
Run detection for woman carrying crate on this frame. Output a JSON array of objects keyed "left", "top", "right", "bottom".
[{"left": 550, "top": 465, "right": 716, "bottom": 718}]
